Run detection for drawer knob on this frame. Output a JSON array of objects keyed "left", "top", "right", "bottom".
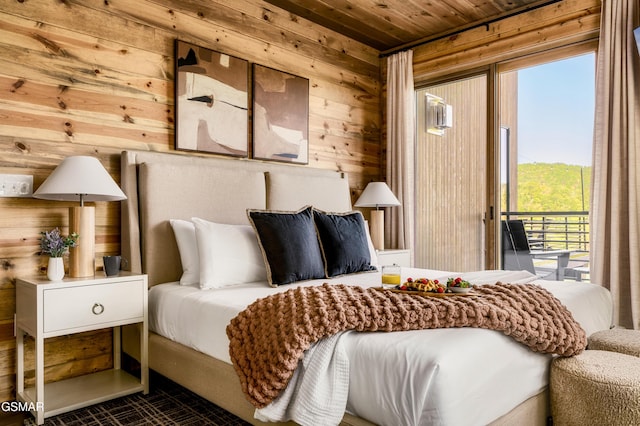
[{"left": 92, "top": 303, "right": 105, "bottom": 315}]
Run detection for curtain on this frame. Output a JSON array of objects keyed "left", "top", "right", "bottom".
[
  {"left": 591, "top": 0, "right": 640, "bottom": 329},
  {"left": 385, "top": 50, "right": 415, "bottom": 254}
]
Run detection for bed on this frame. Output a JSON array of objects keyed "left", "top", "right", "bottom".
[{"left": 119, "top": 149, "right": 613, "bottom": 426}]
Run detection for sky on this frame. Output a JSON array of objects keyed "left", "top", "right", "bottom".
[{"left": 516, "top": 53, "right": 595, "bottom": 167}]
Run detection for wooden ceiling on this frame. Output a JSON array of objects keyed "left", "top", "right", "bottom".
[{"left": 263, "top": 0, "right": 562, "bottom": 53}]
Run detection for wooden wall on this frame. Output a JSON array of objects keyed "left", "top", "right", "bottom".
[
  {"left": 411, "top": 0, "right": 601, "bottom": 83},
  {"left": 0, "top": 0, "right": 381, "bottom": 401}
]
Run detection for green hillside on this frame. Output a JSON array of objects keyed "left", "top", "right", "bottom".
[{"left": 506, "top": 163, "right": 591, "bottom": 212}]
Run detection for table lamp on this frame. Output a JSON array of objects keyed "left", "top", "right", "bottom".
[
  {"left": 33, "top": 156, "right": 127, "bottom": 277},
  {"left": 354, "top": 182, "right": 400, "bottom": 250}
]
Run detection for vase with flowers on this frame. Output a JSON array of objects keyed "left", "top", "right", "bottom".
[{"left": 40, "top": 228, "right": 79, "bottom": 281}]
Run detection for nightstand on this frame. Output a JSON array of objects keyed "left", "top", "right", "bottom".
[
  {"left": 376, "top": 249, "right": 412, "bottom": 267},
  {"left": 15, "top": 272, "right": 148, "bottom": 425}
]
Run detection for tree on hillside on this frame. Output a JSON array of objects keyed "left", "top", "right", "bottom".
[{"left": 514, "top": 163, "right": 591, "bottom": 212}]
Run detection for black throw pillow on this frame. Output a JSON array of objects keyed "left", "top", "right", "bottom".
[
  {"left": 313, "top": 209, "right": 375, "bottom": 277},
  {"left": 248, "top": 206, "right": 325, "bottom": 286}
]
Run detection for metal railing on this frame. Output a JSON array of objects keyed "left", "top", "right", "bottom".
[{"left": 501, "top": 211, "right": 589, "bottom": 253}]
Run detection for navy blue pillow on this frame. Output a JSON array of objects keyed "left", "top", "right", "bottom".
[
  {"left": 313, "top": 209, "right": 375, "bottom": 277},
  {"left": 248, "top": 206, "right": 325, "bottom": 286}
]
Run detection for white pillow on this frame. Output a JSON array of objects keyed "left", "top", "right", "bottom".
[
  {"left": 192, "top": 217, "right": 267, "bottom": 289},
  {"left": 364, "top": 219, "right": 378, "bottom": 269},
  {"left": 169, "top": 219, "right": 200, "bottom": 286}
]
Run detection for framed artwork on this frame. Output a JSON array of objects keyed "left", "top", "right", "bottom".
[
  {"left": 175, "top": 40, "right": 249, "bottom": 156},
  {"left": 252, "top": 64, "right": 309, "bottom": 164}
]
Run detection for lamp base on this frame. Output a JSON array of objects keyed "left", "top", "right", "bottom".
[
  {"left": 69, "top": 206, "right": 95, "bottom": 277},
  {"left": 370, "top": 210, "right": 385, "bottom": 250}
]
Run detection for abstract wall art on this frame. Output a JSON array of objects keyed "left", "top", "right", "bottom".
[
  {"left": 252, "top": 64, "right": 309, "bottom": 164},
  {"left": 175, "top": 40, "right": 249, "bottom": 156}
]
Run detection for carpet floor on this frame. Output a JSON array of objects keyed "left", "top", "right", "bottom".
[{"left": 20, "top": 371, "right": 252, "bottom": 426}]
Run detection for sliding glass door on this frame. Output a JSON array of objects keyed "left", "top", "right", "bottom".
[
  {"left": 413, "top": 44, "right": 595, "bottom": 274},
  {"left": 497, "top": 44, "right": 596, "bottom": 280}
]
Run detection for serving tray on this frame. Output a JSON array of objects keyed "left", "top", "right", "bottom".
[{"left": 373, "top": 287, "right": 478, "bottom": 297}]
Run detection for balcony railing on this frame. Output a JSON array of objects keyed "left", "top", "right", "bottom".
[
  {"left": 502, "top": 211, "right": 589, "bottom": 253},
  {"left": 502, "top": 211, "right": 590, "bottom": 280}
]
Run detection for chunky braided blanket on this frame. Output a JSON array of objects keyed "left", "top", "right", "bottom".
[{"left": 226, "top": 282, "right": 586, "bottom": 408}]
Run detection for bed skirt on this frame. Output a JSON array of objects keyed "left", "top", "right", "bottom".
[{"left": 122, "top": 325, "right": 549, "bottom": 426}]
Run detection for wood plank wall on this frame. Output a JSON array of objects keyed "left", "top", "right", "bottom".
[
  {"left": 411, "top": 0, "right": 601, "bottom": 82},
  {"left": 0, "top": 0, "right": 381, "bottom": 402}
]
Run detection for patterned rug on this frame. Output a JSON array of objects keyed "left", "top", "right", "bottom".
[{"left": 22, "top": 371, "right": 251, "bottom": 426}]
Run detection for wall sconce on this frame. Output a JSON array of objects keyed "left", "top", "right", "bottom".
[{"left": 426, "top": 94, "right": 453, "bottom": 136}]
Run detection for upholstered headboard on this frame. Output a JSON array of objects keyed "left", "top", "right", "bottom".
[{"left": 120, "top": 150, "right": 351, "bottom": 286}]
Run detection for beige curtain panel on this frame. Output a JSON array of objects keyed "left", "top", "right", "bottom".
[
  {"left": 386, "top": 50, "right": 415, "bottom": 255},
  {"left": 591, "top": 0, "right": 640, "bottom": 329}
]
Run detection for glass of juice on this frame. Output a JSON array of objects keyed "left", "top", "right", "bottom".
[{"left": 381, "top": 264, "right": 401, "bottom": 288}]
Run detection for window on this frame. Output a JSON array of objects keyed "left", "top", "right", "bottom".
[
  {"left": 499, "top": 44, "right": 596, "bottom": 279},
  {"left": 500, "top": 51, "right": 595, "bottom": 214},
  {"left": 413, "top": 43, "right": 596, "bottom": 273}
]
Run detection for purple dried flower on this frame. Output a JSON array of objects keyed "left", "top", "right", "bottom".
[{"left": 39, "top": 228, "right": 79, "bottom": 257}]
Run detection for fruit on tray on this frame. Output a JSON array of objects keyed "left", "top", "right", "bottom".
[
  {"left": 397, "top": 277, "right": 446, "bottom": 293},
  {"left": 447, "top": 277, "right": 471, "bottom": 288}
]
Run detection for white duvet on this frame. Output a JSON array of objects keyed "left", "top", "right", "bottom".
[{"left": 149, "top": 269, "right": 613, "bottom": 426}]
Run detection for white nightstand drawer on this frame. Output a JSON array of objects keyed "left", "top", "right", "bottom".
[
  {"left": 376, "top": 249, "right": 412, "bottom": 267},
  {"left": 43, "top": 280, "right": 144, "bottom": 333}
]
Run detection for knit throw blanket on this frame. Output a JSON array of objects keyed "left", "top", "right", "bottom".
[{"left": 226, "top": 282, "right": 586, "bottom": 408}]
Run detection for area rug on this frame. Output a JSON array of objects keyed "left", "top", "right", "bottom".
[{"left": 22, "top": 371, "right": 250, "bottom": 426}]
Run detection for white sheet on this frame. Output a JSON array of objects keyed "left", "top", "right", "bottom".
[
  {"left": 255, "top": 331, "right": 350, "bottom": 426},
  {"left": 149, "top": 268, "right": 613, "bottom": 426}
]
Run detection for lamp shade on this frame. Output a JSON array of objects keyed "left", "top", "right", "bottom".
[
  {"left": 33, "top": 156, "right": 126, "bottom": 202},
  {"left": 354, "top": 182, "right": 400, "bottom": 208},
  {"left": 34, "top": 156, "right": 126, "bottom": 278}
]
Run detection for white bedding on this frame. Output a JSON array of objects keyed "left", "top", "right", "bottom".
[{"left": 148, "top": 268, "right": 613, "bottom": 426}]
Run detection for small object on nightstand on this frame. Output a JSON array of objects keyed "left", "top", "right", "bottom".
[
  {"left": 103, "top": 255, "right": 124, "bottom": 276},
  {"left": 39, "top": 228, "right": 78, "bottom": 281},
  {"left": 46, "top": 257, "right": 64, "bottom": 282},
  {"left": 15, "top": 272, "right": 148, "bottom": 425}
]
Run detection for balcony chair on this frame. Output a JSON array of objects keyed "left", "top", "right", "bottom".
[{"left": 501, "top": 219, "right": 571, "bottom": 280}]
